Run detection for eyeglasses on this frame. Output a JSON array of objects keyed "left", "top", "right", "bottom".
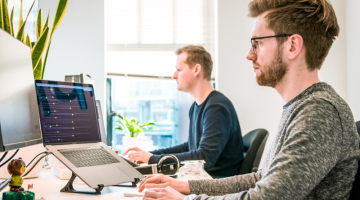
[{"left": 250, "top": 34, "right": 292, "bottom": 54}]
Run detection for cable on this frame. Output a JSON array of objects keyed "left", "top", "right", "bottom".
[
  {"left": 22, "top": 152, "right": 51, "bottom": 177},
  {"left": 0, "top": 177, "right": 10, "bottom": 192},
  {"left": 26, "top": 151, "right": 49, "bottom": 167},
  {"left": 0, "top": 152, "right": 8, "bottom": 163},
  {"left": 0, "top": 151, "right": 52, "bottom": 192},
  {"left": 0, "top": 149, "right": 19, "bottom": 168},
  {"left": 0, "top": 149, "right": 20, "bottom": 192}
]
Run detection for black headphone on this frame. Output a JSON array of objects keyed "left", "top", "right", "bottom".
[
  {"left": 157, "top": 155, "right": 179, "bottom": 175},
  {"left": 134, "top": 155, "right": 179, "bottom": 175}
]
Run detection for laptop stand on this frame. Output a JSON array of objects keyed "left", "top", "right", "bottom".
[
  {"left": 61, "top": 172, "right": 104, "bottom": 194},
  {"left": 61, "top": 172, "right": 141, "bottom": 194},
  {"left": 113, "top": 178, "right": 141, "bottom": 188}
]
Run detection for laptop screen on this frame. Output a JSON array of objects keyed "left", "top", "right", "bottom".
[{"left": 35, "top": 80, "right": 101, "bottom": 144}]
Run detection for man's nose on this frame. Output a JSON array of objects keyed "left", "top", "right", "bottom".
[
  {"left": 246, "top": 48, "right": 256, "bottom": 61},
  {"left": 172, "top": 71, "right": 177, "bottom": 79}
]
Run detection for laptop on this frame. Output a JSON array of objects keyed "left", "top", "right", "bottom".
[
  {"left": 95, "top": 100, "right": 109, "bottom": 146},
  {"left": 34, "top": 80, "right": 144, "bottom": 189}
]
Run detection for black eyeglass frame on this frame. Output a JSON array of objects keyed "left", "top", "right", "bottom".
[{"left": 250, "top": 34, "right": 292, "bottom": 54}]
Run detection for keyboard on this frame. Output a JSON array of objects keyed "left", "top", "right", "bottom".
[{"left": 59, "top": 147, "right": 120, "bottom": 168}]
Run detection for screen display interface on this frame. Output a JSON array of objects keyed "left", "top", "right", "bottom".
[{"left": 35, "top": 81, "right": 100, "bottom": 144}]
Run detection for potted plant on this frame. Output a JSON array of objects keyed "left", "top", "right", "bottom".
[
  {"left": 114, "top": 114, "right": 156, "bottom": 151},
  {"left": 0, "top": 0, "right": 68, "bottom": 79}
]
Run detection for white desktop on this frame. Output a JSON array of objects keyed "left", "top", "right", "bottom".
[{"left": 13, "top": 168, "right": 212, "bottom": 200}]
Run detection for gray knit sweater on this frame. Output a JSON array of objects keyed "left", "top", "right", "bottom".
[{"left": 188, "top": 82, "right": 360, "bottom": 200}]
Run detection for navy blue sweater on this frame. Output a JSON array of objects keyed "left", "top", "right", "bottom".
[{"left": 149, "top": 91, "right": 244, "bottom": 177}]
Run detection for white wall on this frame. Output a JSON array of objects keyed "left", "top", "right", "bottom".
[
  {"left": 38, "top": 0, "right": 106, "bottom": 107},
  {"left": 320, "top": 0, "right": 347, "bottom": 100},
  {"left": 217, "top": 0, "right": 348, "bottom": 168},
  {"left": 347, "top": 0, "right": 360, "bottom": 121}
]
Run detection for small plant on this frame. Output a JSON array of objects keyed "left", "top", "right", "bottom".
[
  {"left": 0, "top": 0, "right": 68, "bottom": 79},
  {"left": 114, "top": 114, "right": 157, "bottom": 138}
]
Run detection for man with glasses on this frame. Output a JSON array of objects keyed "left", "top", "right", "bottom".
[{"left": 137, "top": 0, "right": 360, "bottom": 199}]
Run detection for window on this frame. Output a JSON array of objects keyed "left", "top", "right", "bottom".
[
  {"left": 105, "top": 0, "right": 215, "bottom": 152},
  {"left": 108, "top": 76, "right": 194, "bottom": 151},
  {"left": 7, "top": 0, "right": 38, "bottom": 42}
]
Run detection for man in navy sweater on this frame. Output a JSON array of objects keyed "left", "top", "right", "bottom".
[{"left": 123, "top": 45, "right": 243, "bottom": 177}]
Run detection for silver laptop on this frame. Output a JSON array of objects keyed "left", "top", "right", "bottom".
[
  {"left": 34, "top": 80, "right": 143, "bottom": 189},
  {"left": 95, "top": 100, "right": 109, "bottom": 146}
]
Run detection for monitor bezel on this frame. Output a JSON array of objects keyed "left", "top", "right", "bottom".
[
  {"left": 0, "top": 122, "right": 43, "bottom": 152},
  {"left": 34, "top": 79, "right": 102, "bottom": 146}
]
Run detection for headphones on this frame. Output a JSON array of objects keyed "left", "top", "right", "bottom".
[
  {"left": 134, "top": 155, "right": 179, "bottom": 175},
  {"left": 157, "top": 155, "right": 179, "bottom": 175}
]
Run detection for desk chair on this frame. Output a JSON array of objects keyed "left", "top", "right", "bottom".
[
  {"left": 349, "top": 121, "right": 360, "bottom": 200},
  {"left": 238, "top": 129, "right": 269, "bottom": 175}
]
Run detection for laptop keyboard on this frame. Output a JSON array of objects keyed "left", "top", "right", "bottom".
[{"left": 59, "top": 147, "right": 120, "bottom": 168}]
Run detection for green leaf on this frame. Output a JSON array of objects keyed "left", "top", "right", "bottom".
[
  {"left": 36, "top": 9, "right": 42, "bottom": 39},
  {"left": 25, "top": 34, "right": 31, "bottom": 48},
  {"left": 32, "top": 27, "right": 49, "bottom": 74},
  {"left": 121, "top": 124, "right": 127, "bottom": 131},
  {"left": 16, "top": 0, "right": 35, "bottom": 41},
  {"left": 18, "top": 0, "right": 23, "bottom": 31},
  {"left": 140, "top": 121, "right": 156, "bottom": 131},
  {"left": 124, "top": 116, "right": 131, "bottom": 127},
  {"left": 50, "top": 0, "right": 68, "bottom": 38},
  {"left": 116, "top": 114, "right": 124, "bottom": 120},
  {"left": 38, "top": 12, "right": 50, "bottom": 79},
  {"left": 0, "top": 0, "right": 3, "bottom": 29},
  {"left": 43, "top": 12, "right": 49, "bottom": 33},
  {"left": 41, "top": 40, "right": 51, "bottom": 79},
  {"left": 38, "top": 0, "right": 68, "bottom": 80},
  {"left": 1, "top": 0, "right": 11, "bottom": 34},
  {"left": 33, "top": 58, "right": 42, "bottom": 80},
  {"left": 10, "top": 6, "right": 14, "bottom": 36},
  {"left": 115, "top": 114, "right": 156, "bottom": 137}
]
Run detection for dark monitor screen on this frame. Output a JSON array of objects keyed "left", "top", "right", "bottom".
[
  {"left": 0, "top": 29, "right": 42, "bottom": 151},
  {"left": 35, "top": 80, "right": 101, "bottom": 144}
]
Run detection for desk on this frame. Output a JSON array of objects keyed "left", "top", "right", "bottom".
[{"left": 9, "top": 169, "right": 212, "bottom": 200}]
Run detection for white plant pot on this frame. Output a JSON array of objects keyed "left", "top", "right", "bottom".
[{"left": 122, "top": 136, "right": 143, "bottom": 153}]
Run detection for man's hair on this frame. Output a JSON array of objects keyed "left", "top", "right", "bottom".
[
  {"left": 248, "top": 0, "right": 339, "bottom": 70},
  {"left": 175, "top": 45, "right": 213, "bottom": 80}
]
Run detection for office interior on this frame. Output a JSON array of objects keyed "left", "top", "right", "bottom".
[{"left": 35, "top": 0, "right": 360, "bottom": 170}]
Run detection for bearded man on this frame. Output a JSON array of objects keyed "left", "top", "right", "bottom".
[{"left": 137, "top": 0, "right": 360, "bottom": 199}]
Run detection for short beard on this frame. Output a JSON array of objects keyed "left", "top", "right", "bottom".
[{"left": 256, "top": 46, "right": 288, "bottom": 88}]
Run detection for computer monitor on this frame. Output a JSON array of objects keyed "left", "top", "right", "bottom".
[{"left": 0, "top": 29, "right": 43, "bottom": 151}]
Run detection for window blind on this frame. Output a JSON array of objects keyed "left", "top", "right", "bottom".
[{"left": 106, "top": 0, "right": 215, "bottom": 78}]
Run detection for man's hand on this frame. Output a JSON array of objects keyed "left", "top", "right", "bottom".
[
  {"left": 123, "top": 147, "right": 153, "bottom": 164},
  {"left": 139, "top": 174, "right": 191, "bottom": 194},
  {"left": 143, "top": 186, "right": 186, "bottom": 200}
]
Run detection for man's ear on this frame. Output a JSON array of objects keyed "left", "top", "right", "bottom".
[
  {"left": 287, "top": 34, "right": 304, "bottom": 60},
  {"left": 193, "top": 64, "right": 202, "bottom": 77}
]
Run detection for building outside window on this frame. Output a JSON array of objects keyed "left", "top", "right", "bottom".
[{"left": 105, "top": 0, "right": 215, "bottom": 152}]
